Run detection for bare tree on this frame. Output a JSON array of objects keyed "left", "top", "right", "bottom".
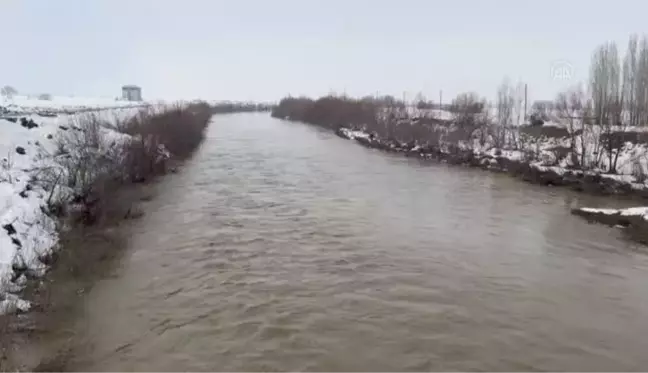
[
  {"left": 0, "top": 85, "right": 17, "bottom": 99},
  {"left": 555, "top": 85, "right": 586, "bottom": 168},
  {"left": 590, "top": 41, "right": 621, "bottom": 126},
  {"left": 496, "top": 78, "right": 514, "bottom": 126},
  {"left": 622, "top": 34, "right": 639, "bottom": 126},
  {"left": 635, "top": 36, "right": 648, "bottom": 126},
  {"left": 495, "top": 78, "right": 514, "bottom": 147},
  {"left": 449, "top": 92, "right": 490, "bottom": 145},
  {"left": 414, "top": 92, "right": 426, "bottom": 109},
  {"left": 531, "top": 101, "right": 551, "bottom": 120},
  {"left": 507, "top": 80, "right": 525, "bottom": 126}
]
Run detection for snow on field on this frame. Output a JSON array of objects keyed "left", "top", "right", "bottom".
[
  {"left": 1, "top": 114, "right": 64, "bottom": 312},
  {"left": 0, "top": 97, "right": 148, "bottom": 313},
  {"left": 580, "top": 206, "right": 648, "bottom": 218},
  {"left": 1, "top": 94, "right": 145, "bottom": 114},
  {"left": 338, "top": 128, "right": 370, "bottom": 140}
]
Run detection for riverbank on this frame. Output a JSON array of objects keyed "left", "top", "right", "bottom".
[
  {"left": 1, "top": 183, "right": 151, "bottom": 372},
  {"left": 335, "top": 127, "right": 648, "bottom": 197},
  {"left": 1, "top": 105, "right": 144, "bottom": 314},
  {"left": 333, "top": 126, "right": 648, "bottom": 239},
  {"left": 11, "top": 113, "right": 648, "bottom": 371},
  {"left": 570, "top": 206, "right": 648, "bottom": 244},
  {"left": 1, "top": 99, "right": 213, "bottom": 370},
  {"left": 271, "top": 93, "right": 648, "bottom": 240}
]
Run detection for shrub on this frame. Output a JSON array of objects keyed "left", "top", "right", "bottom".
[
  {"left": 272, "top": 95, "right": 378, "bottom": 130},
  {"left": 632, "top": 158, "right": 647, "bottom": 183},
  {"left": 271, "top": 97, "right": 315, "bottom": 120},
  {"left": 36, "top": 102, "right": 212, "bottom": 225},
  {"left": 273, "top": 94, "right": 448, "bottom": 148},
  {"left": 119, "top": 102, "right": 211, "bottom": 159}
]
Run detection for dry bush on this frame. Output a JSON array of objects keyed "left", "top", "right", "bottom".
[
  {"left": 450, "top": 93, "right": 489, "bottom": 132},
  {"left": 271, "top": 97, "right": 315, "bottom": 120},
  {"left": 119, "top": 102, "right": 211, "bottom": 159},
  {"left": 544, "top": 146, "right": 571, "bottom": 166},
  {"left": 35, "top": 102, "right": 211, "bottom": 225},
  {"left": 54, "top": 114, "right": 117, "bottom": 194},
  {"left": 531, "top": 101, "right": 551, "bottom": 121},
  {"left": 212, "top": 101, "right": 273, "bottom": 113},
  {"left": 447, "top": 92, "right": 492, "bottom": 148},
  {"left": 632, "top": 157, "right": 647, "bottom": 183},
  {"left": 120, "top": 136, "right": 168, "bottom": 183},
  {"left": 30, "top": 114, "right": 127, "bottom": 224},
  {"left": 275, "top": 93, "right": 489, "bottom": 151},
  {"left": 303, "top": 96, "right": 378, "bottom": 130},
  {"left": 379, "top": 115, "right": 443, "bottom": 148},
  {"left": 272, "top": 95, "right": 378, "bottom": 131}
]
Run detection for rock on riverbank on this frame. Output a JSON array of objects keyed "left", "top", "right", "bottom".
[
  {"left": 571, "top": 206, "right": 648, "bottom": 243},
  {"left": 571, "top": 206, "right": 648, "bottom": 226}
]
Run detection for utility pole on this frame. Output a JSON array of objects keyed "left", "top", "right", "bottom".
[{"left": 439, "top": 90, "right": 443, "bottom": 109}]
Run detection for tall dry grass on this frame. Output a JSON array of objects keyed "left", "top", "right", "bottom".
[{"left": 35, "top": 102, "right": 212, "bottom": 225}]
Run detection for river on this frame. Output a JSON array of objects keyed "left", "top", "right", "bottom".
[{"left": 45, "top": 113, "right": 648, "bottom": 371}]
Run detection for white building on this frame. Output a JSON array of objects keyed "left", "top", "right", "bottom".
[{"left": 122, "top": 85, "right": 142, "bottom": 101}]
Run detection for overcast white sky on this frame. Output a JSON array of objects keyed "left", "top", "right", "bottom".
[{"left": 2, "top": 0, "right": 647, "bottom": 102}]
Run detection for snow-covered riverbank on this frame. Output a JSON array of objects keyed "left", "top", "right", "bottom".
[
  {"left": 335, "top": 124, "right": 648, "bottom": 242},
  {"left": 571, "top": 206, "right": 648, "bottom": 243},
  {"left": 337, "top": 125, "right": 648, "bottom": 191},
  {"left": 0, "top": 97, "right": 149, "bottom": 313}
]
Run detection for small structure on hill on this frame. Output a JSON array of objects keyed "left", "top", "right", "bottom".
[{"left": 122, "top": 85, "right": 142, "bottom": 101}]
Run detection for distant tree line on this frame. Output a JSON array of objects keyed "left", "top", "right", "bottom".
[
  {"left": 211, "top": 101, "right": 275, "bottom": 114},
  {"left": 271, "top": 94, "right": 451, "bottom": 147},
  {"left": 271, "top": 96, "right": 379, "bottom": 130}
]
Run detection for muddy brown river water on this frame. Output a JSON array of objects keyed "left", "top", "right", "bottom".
[{"left": 35, "top": 113, "right": 648, "bottom": 371}]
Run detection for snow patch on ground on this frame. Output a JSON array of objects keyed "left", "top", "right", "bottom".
[
  {"left": 348, "top": 130, "right": 370, "bottom": 139},
  {"left": 0, "top": 293, "right": 31, "bottom": 314},
  {"left": 529, "top": 164, "right": 568, "bottom": 175},
  {"left": 337, "top": 124, "right": 648, "bottom": 191},
  {"left": 580, "top": 206, "right": 648, "bottom": 220},
  {"left": 339, "top": 128, "right": 370, "bottom": 140},
  {"left": 2, "top": 94, "right": 143, "bottom": 114},
  {"left": 337, "top": 124, "right": 648, "bottom": 233},
  {"left": 482, "top": 147, "right": 525, "bottom": 161},
  {"left": 0, "top": 98, "right": 149, "bottom": 313}
]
